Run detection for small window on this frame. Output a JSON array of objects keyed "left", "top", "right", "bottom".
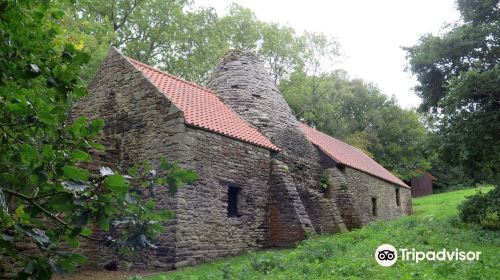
[
  {"left": 227, "top": 186, "right": 240, "bottom": 217},
  {"left": 395, "top": 187, "right": 401, "bottom": 207},
  {"left": 372, "top": 197, "right": 378, "bottom": 216}
]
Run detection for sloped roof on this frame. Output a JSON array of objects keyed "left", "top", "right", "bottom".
[
  {"left": 299, "top": 123, "right": 409, "bottom": 188},
  {"left": 128, "top": 58, "right": 280, "bottom": 152}
]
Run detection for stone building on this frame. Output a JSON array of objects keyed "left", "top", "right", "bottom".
[{"left": 71, "top": 47, "right": 412, "bottom": 269}]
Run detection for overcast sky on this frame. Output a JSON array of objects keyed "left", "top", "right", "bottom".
[{"left": 194, "top": 0, "right": 460, "bottom": 108}]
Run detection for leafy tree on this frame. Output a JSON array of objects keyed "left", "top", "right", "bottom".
[
  {"left": 405, "top": 0, "right": 499, "bottom": 182},
  {"left": 76, "top": 0, "right": 146, "bottom": 32},
  {"left": 63, "top": 3, "right": 116, "bottom": 82},
  {"left": 258, "top": 23, "right": 305, "bottom": 84},
  {"left": 0, "top": 1, "right": 196, "bottom": 279},
  {"left": 221, "top": 3, "right": 262, "bottom": 50},
  {"left": 73, "top": 1, "right": 339, "bottom": 86},
  {"left": 370, "top": 106, "right": 431, "bottom": 179}
]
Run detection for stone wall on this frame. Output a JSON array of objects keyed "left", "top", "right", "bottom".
[
  {"left": 71, "top": 48, "right": 277, "bottom": 270},
  {"left": 207, "top": 50, "right": 347, "bottom": 239},
  {"left": 71, "top": 47, "right": 188, "bottom": 269},
  {"left": 328, "top": 165, "right": 412, "bottom": 229},
  {"left": 173, "top": 127, "right": 272, "bottom": 267},
  {"left": 267, "top": 159, "right": 314, "bottom": 247}
]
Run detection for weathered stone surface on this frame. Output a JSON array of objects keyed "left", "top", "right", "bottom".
[
  {"left": 71, "top": 47, "right": 183, "bottom": 269},
  {"left": 172, "top": 128, "right": 272, "bottom": 266},
  {"left": 207, "top": 50, "right": 347, "bottom": 239},
  {"left": 329, "top": 165, "right": 412, "bottom": 228},
  {"left": 0, "top": 48, "right": 413, "bottom": 279}
]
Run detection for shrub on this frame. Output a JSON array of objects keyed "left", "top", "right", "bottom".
[
  {"left": 250, "top": 253, "right": 284, "bottom": 274},
  {"left": 459, "top": 186, "right": 500, "bottom": 230}
]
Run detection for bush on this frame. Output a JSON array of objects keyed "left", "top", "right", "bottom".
[
  {"left": 250, "top": 253, "right": 284, "bottom": 274},
  {"left": 459, "top": 186, "right": 500, "bottom": 230}
]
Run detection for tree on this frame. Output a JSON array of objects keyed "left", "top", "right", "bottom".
[
  {"left": 0, "top": 1, "right": 196, "bottom": 279},
  {"left": 73, "top": 1, "right": 339, "bottom": 86},
  {"left": 405, "top": 0, "right": 499, "bottom": 182}
]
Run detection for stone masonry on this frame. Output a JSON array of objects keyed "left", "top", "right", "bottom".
[
  {"left": 207, "top": 50, "right": 347, "bottom": 243},
  {"left": 0, "top": 47, "right": 413, "bottom": 278}
]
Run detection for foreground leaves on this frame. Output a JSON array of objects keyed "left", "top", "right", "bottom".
[{"left": 0, "top": 1, "right": 197, "bottom": 279}]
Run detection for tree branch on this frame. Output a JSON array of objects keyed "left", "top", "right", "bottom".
[
  {"left": 0, "top": 187, "right": 103, "bottom": 242},
  {"left": 33, "top": 191, "right": 66, "bottom": 200},
  {"left": 0, "top": 125, "right": 24, "bottom": 144}
]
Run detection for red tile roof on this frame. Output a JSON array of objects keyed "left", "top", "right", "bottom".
[
  {"left": 128, "top": 58, "right": 280, "bottom": 152},
  {"left": 299, "top": 123, "right": 409, "bottom": 188}
]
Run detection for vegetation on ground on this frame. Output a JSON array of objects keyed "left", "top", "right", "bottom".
[
  {"left": 460, "top": 185, "right": 500, "bottom": 230},
  {"left": 139, "top": 186, "right": 498, "bottom": 280}
]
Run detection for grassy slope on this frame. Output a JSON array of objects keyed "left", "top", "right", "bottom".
[{"left": 141, "top": 186, "right": 499, "bottom": 280}]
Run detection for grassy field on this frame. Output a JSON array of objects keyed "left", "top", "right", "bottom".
[{"left": 136, "top": 186, "right": 499, "bottom": 280}]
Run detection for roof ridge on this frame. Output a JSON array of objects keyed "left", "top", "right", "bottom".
[{"left": 126, "top": 57, "right": 213, "bottom": 94}]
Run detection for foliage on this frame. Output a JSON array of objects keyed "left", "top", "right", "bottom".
[
  {"left": 141, "top": 187, "right": 498, "bottom": 280},
  {"left": 319, "top": 169, "right": 332, "bottom": 190},
  {"left": 73, "top": 1, "right": 338, "bottom": 86},
  {"left": 459, "top": 185, "right": 500, "bottom": 230},
  {"left": 0, "top": 1, "right": 196, "bottom": 279},
  {"left": 405, "top": 0, "right": 500, "bottom": 182}
]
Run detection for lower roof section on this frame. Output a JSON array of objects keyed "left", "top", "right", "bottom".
[{"left": 299, "top": 123, "right": 409, "bottom": 189}]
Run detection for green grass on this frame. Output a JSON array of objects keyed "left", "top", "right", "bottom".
[{"left": 139, "top": 186, "right": 499, "bottom": 280}]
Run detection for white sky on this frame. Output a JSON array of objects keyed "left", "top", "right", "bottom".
[{"left": 194, "top": 0, "right": 460, "bottom": 108}]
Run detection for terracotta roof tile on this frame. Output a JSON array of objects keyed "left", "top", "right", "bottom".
[
  {"left": 128, "top": 58, "right": 280, "bottom": 152},
  {"left": 299, "top": 123, "right": 409, "bottom": 188}
]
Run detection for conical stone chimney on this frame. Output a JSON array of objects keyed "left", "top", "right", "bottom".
[{"left": 207, "top": 50, "right": 314, "bottom": 158}]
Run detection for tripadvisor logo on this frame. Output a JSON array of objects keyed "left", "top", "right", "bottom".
[
  {"left": 375, "top": 244, "right": 397, "bottom": 267},
  {"left": 375, "top": 244, "right": 482, "bottom": 267}
]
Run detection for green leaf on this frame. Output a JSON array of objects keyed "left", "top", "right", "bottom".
[
  {"left": 90, "top": 141, "right": 105, "bottom": 151},
  {"left": 89, "top": 119, "right": 104, "bottom": 134},
  {"left": 97, "top": 214, "right": 110, "bottom": 231},
  {"left": 127, "top": 165, "right": 138, "bottom": 178},
  {"left": 37, "top": 110, "right": 56, "bottom": 125},
  {"left": 104, "top": 174, "right": 128, "bottom": 195},
  {"left": 66, "top": 237, "right": 80, "bottom": 248},
  {"left": 160, "top": 157, "right": 172, "bottom": 170},
  {"left": 61, "top": 166, "right": 90, "bottom": 182},
  {"left": 49, "top": 193, "right": 76, "bottom": 212},
  {"left": 15, "top": 205, "right": 30, "bottom": 222},
  {"left": 70, "top": 150, "right": 91, "bottom": 162},
  {"left": 20, "top": 145, "right": 37, "bottom": 164},
  {"left": 144, "top": 200, "right": 155, "bottom": 210},
  {"left": 42, "top": 145, "right": 55, "bottom": 159},
  {"left": 158, "top": 210, "right": 175, "bottom": 220},
  {"left": 178, "top": 170, "right": 198, "bottom": 184},
  {"left": 80, "top": 228, "right": 92, "bottom": 237}
]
